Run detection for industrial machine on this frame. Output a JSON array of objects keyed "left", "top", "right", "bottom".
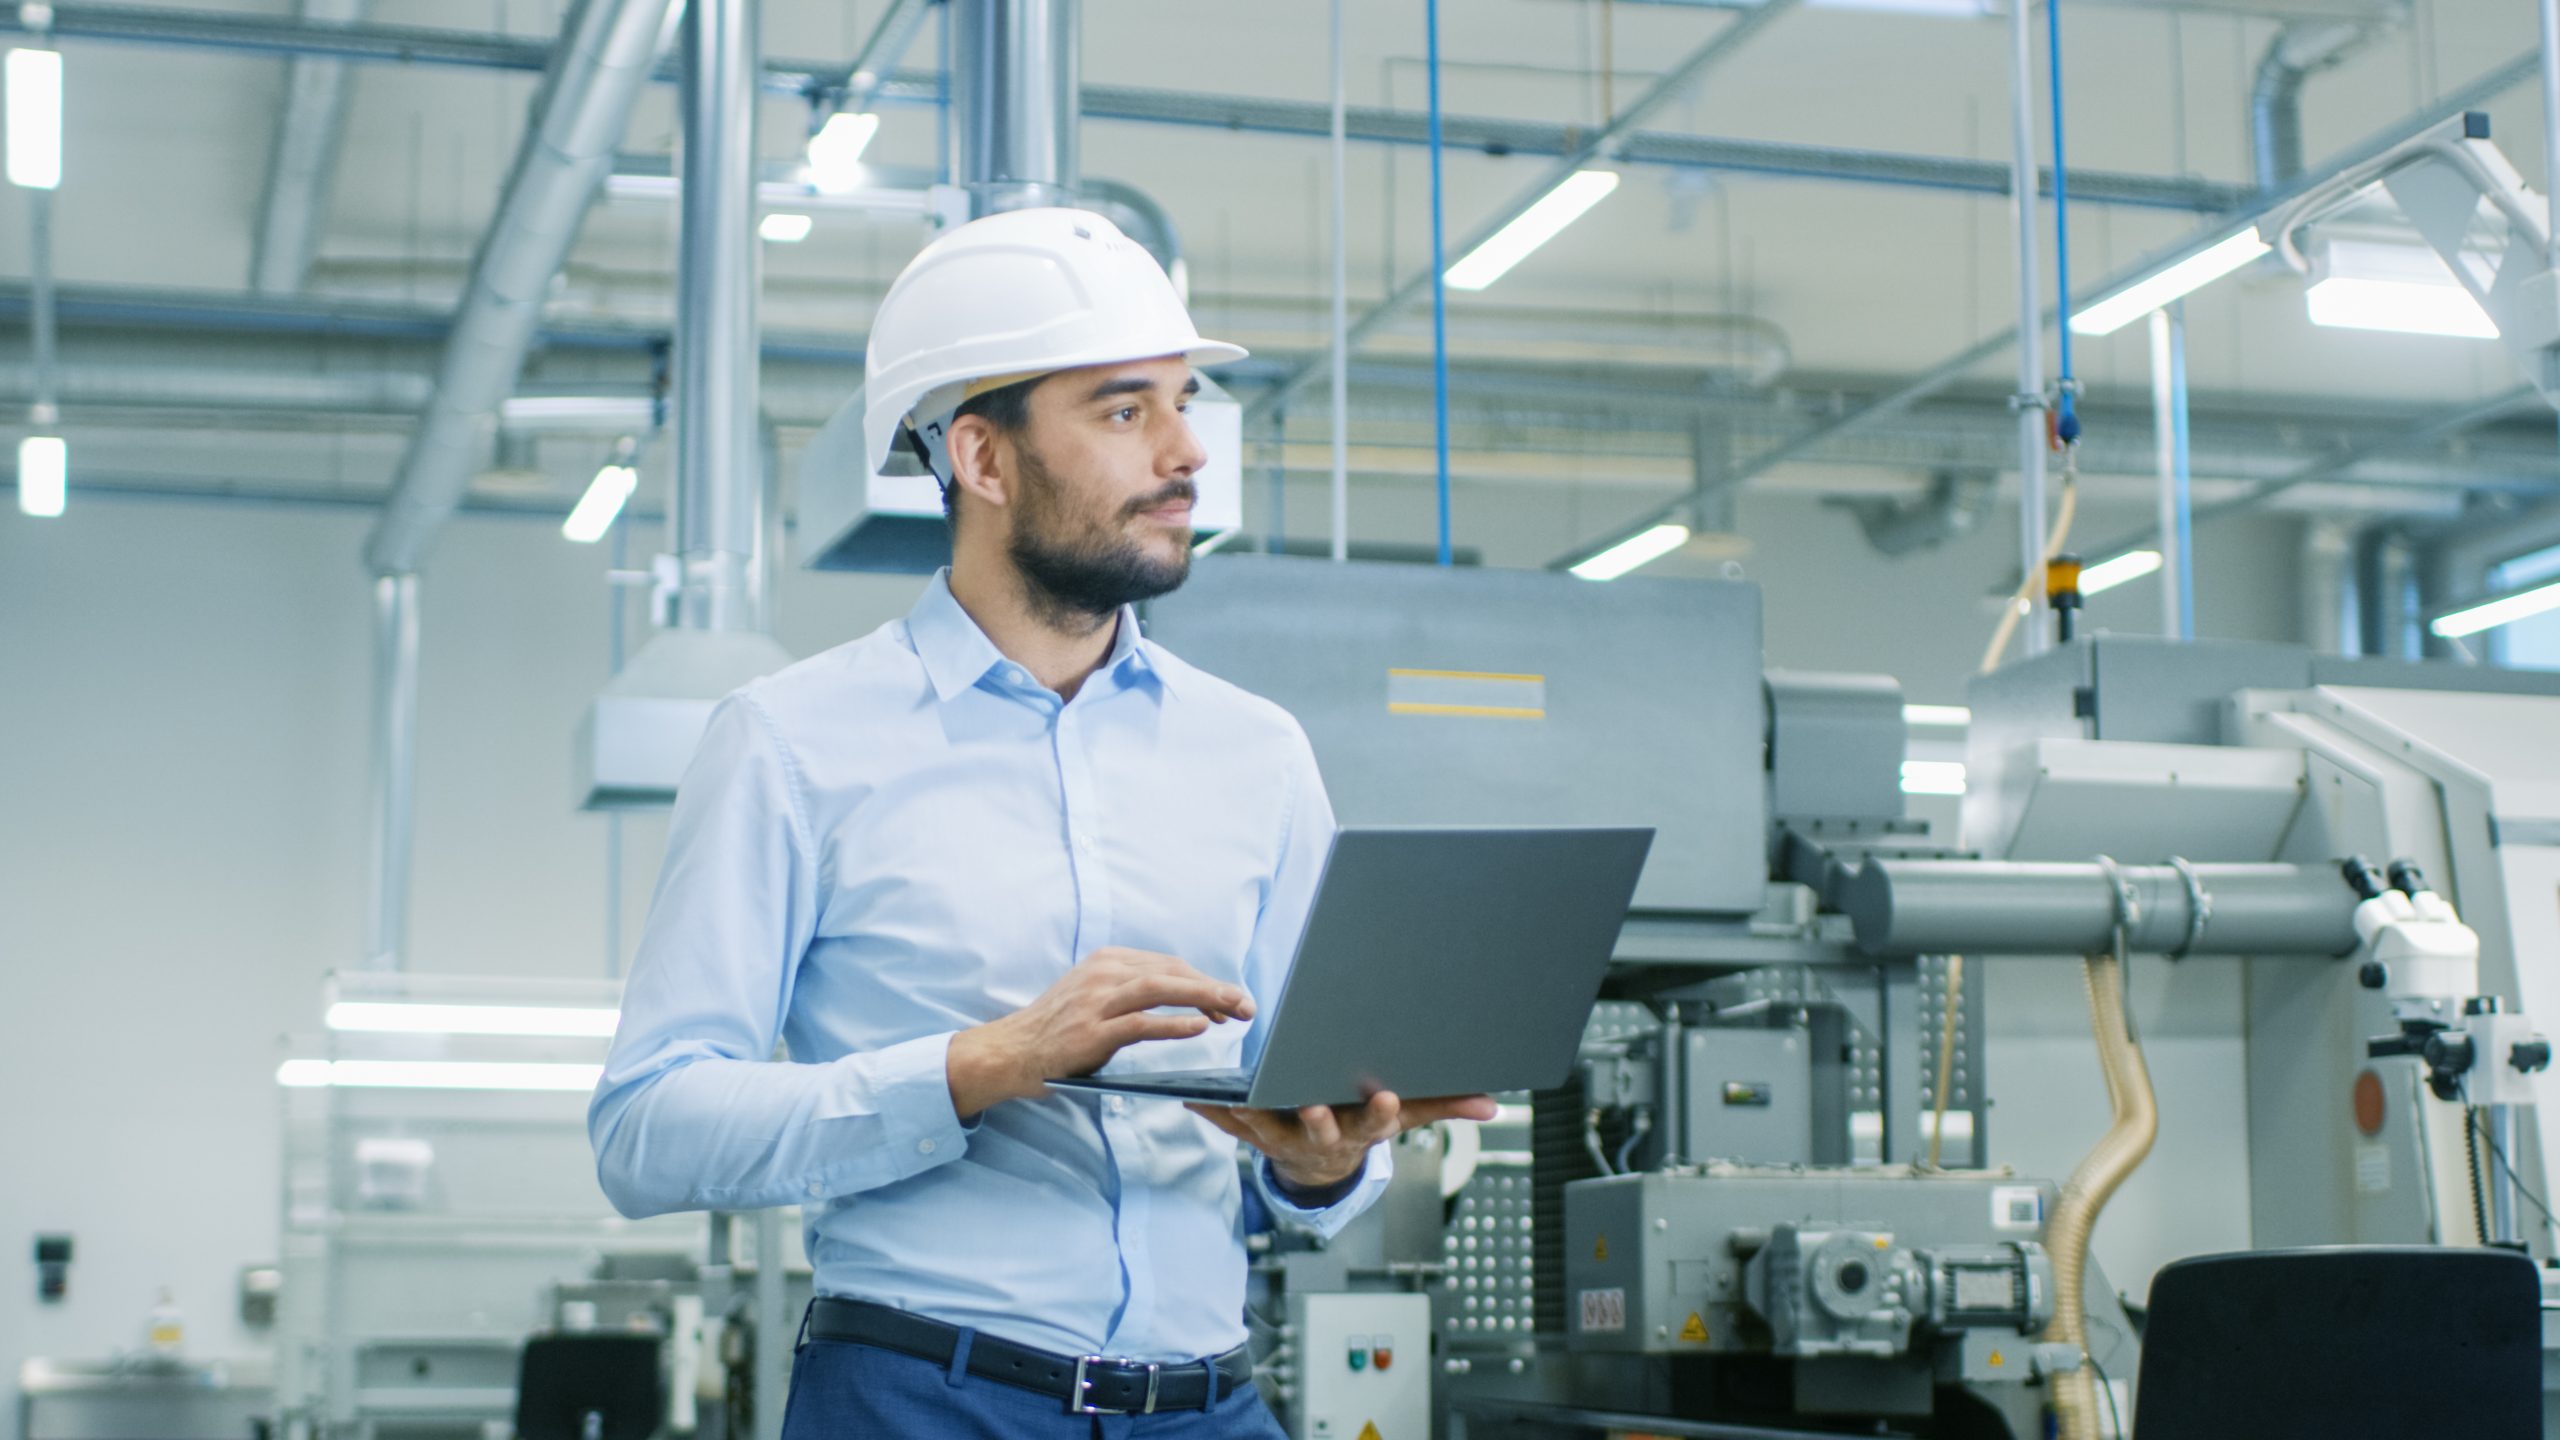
[{"left": 1145, "top": 556, "right": 2560, "bottom": 1440}]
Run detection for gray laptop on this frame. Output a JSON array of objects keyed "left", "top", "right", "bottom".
[{"left": 1047, "top": 825, "right": 1654, "bottom": 1109}]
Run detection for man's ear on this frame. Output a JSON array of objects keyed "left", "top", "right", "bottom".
[{"left": 944, "top": 413, "right": 1011, "bottom": 517}]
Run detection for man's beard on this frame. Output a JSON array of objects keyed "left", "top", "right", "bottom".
[{"left": 1006, "top": 443, "right": 1194, "bottom": 628}]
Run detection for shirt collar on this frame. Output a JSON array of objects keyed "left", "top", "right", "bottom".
[{"left": 907, "top": 569, "right": 1175, "bottom": 703}]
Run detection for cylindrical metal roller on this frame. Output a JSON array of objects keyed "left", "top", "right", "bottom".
[{"left": 1844, "top": 859, "right": 2359, "bottom": 958}]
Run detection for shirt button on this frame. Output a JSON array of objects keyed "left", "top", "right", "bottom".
[
  {"left": 917, "top": 1139, "right": 937, "bottom": 1155},
  {"left": 807, "top": 1181, "right": 822, "bottom": 1196},
  {"left": 1105, "top": 1095, "right": 1127, "bottom": 1115},
  {"left": 1077, "top": 834, "right": 1096, "bottom": 851}
]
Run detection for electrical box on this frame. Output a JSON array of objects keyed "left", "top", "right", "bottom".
[{"left": 1285, "top": 1292, "right": 1431, "bottom": 1440}]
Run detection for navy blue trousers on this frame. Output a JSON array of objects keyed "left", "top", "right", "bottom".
[{"left": 780, "top": 1335, "right": 1291, "bottom": 1440}]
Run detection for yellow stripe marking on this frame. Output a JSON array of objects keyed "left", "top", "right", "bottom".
[
  {"left": 1386, "top": 668, "right": 1547, "bottom": 684},
  {"left": 1387, "top": 702, "right": 1547, "bottom": 720}
]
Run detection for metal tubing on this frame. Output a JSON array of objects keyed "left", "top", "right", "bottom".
[
  {"left": 1843, "top": 859, "right": 2361, "bottom": 958},
  {"left": 951, "top": 0, "right": 1078, "bottom": 217},
  {"left": 2005, "top": 0, "right": 2050, "bottom": 656},
  {"left": 28, "top": 191, "right": 56, "bottom": 421},
  {"left": 1328, "top": 0, "right": 1349, "bottom": 563},
  {"left": 1248, "top": 0, "right": 1801, "bottom": 423},
  {"left": 752, "top": 1209, "right": 789, "bottom": 1440},
  {"left": 2490, "top": 1104, "right": 2521, "bottom": 1246},
  {"left": 810, "top": 0, "right": 934, "bottom": 127},
  {"left": 2148, "top": 308, "right": 2179, "bottom": 638},
  {"left": 2249, "top": 21, "right": 2371, "bottom": 191},
  {"left": 669, "top": 0, "right": 760, "bottom": 633},
  {"left": 2542, "top": 0, "right": 2560, "bottom": 267},
  {"left": 2168, "top": 304, "right": 2195, "bottom": 637},
  {"left": 364, "top": 572, "right": 420, "bottom": 970},
  {"left": 1425, "top": 0, "right": 1450, "bottom": 566},
  {"left": 362, "top": 0, "right": 675, "bottom": 577},
  {"left": 251, "top": 0, "right": 370, "bottom": 294}
]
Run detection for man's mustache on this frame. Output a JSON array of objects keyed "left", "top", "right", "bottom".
[{"left": 1124, "top": 482, "right": 1198, "bottom": 517}]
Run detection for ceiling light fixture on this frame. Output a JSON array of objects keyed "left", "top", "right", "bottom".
[
  {"left": 1569, "top": 522, "right": 1689, "bottom": 581},
  {"left": 2070, "top": 229, "right": 2269, "bottom": 337},
  {"left": 2305, "top": 239, "right": 2495, "bottom": 339},
  {"left": 562, "top": 460, "right": 639, "bottom": 544},
  {"left": 2429, "top": 578, "right": 2560, "bottom": 638},
  {"left": 1445, "top": 169, "right": 1621, "bottom": 292},
  {"left": 17, "top": 434, "right": 64, "bottom": 517},
  {"left": 276, "top": 1059, "right": 605, "bottom": 1092},
  {"left": 1902, "top": 704, "right": 1972, "bottom": 728},
  {"left": 759, "top": 212, "right": 814, "bottom": 243},
  {"left": 1900, "top": 760, "right": 1967, "bottom": 795},
  {"left": 806, "top": 111, "right": 881, "bottom": 193},
  {"left": 324, "top": 1001, "right": 622, "bottom": 1038},
  {"left": 2078, "top": 549, "right": 2164, "bottom": 595},
  {"left": 6, "top": 48, "right": 61, "bottom": 190}
]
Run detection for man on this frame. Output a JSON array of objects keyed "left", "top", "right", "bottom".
[{"left": 589, "top": 208, "right": 1494, "bottom": 1439}]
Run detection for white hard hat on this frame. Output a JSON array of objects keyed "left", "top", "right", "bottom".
[{"left": 862, "top": 207, "right": 1247, "bottom": 479}]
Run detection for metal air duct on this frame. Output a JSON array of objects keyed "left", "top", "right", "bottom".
[{"left": 952, "top": 0, "right": 1080, "bottom": 217}]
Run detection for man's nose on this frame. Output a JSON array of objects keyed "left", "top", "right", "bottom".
[{"left": 1162, "top": 412, "right": 1208, "bottom": 477}]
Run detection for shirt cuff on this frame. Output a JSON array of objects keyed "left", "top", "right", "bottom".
[
  {"left": 825, "top": 1031, "right": 975, "bottom": 1187},
  {"left": 1255, "top": 1143, "right": 1390, "bottom": 1238}
]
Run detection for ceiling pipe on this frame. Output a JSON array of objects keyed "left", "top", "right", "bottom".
[
  {"left": 360, "top": 0, "right": 674, "bottom": 578},
  {"left": 0, "top": 5, "right": 2244, "bottom": 213},
  {"left": 2250, "top": 20, "right": 2380, "bottom": 189},
  {"left": 951, "top": 0, "right": 1080, "bottom": 217},
  {"left": 669, "top": 0, "right": 762, "bottom": 633},
  {"left": 250, "top": 0, "right": 371, "bottom": 294}
]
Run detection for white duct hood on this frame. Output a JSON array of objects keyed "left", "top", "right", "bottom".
[{"left": 575, "top": 627, "right": 794, "bottom": 809}]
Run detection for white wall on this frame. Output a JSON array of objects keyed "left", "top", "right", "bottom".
[{"left": 0, "top": 478, "right": 2303, "bottom": 1381}]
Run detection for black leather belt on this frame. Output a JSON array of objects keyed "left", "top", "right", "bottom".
[{"left": 803, "top": 1296, "right": 1254, "bottom": 1415}]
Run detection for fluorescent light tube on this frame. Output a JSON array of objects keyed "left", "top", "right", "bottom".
[
  {"left": 2429, "top": 578, "right": 2560, "bottom": 638},
  {"left": 1901, "top": 760, "right": 1968, "bottom": 795},
  {"left": 2306, "top": 277, "right": 2496, "bottom": 339},
  {"left": 759, "top": 212, "right": 814, "bottom": 243},
  {"left": 806, "top": 112, "right": 880, "bottom": 193},
  {"left": 1569, "top": 522, "right": 1689, "bottom": 581},
  {"left": 562, "top": 463, "right": 638, "bottom": 543},
  {"left": 2079, "top": 549, "right": 2163, "bottom": 595},
  {"left": 1445, "top": 169, "right": 1621, "bottom": 292},
  {"left": 2070, "top": 230, "right": 2269, "bottom": 337},
  {"left": 1902, "top": 704, "right": 1972, "bottom": 728},
  {"left": 1806, "top": 0, "right": 1986, "bottom": 12},
  {"left": 7, "top": 48, "right": 60, "bottom": 190},
  {"left": 276, "top": 1059, "right": 604, "bottom": 1092},
  {"left": 325, "top": 1001, "right": 621, "bottom": 1038},
  {"left": 17, "top": 434, "right": 63, "bottom": 516}
]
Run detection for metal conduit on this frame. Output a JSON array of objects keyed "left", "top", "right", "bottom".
[
  {"left": 669, "top": 0, "right": 761, "bottom": 633},
  {"left": 250, "top": 0, "right": 371, "bottom": 295},
  {"left": 1844, "top": 859, "right": 2361, "bottom": 959},
  {"left": 2249, "top": 21, "right": 2376, "bottom": 191},
  {"left": 361, "top": 0, "right": 674, "bottom": 577},
  {"left": 951, "top": 0, "right": 1079, "bottom": 217}
]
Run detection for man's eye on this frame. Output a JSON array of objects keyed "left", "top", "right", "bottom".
[{"left": 1113, "top": 406, "right": 1140, "bottom": 422}]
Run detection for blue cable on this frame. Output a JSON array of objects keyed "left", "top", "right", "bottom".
[
  {"left": 2046, "top": 0, "right": 2079, "bottom": 445},
  {"left": 1425, "top": 0, "right": 1453, "bottom": 566}
]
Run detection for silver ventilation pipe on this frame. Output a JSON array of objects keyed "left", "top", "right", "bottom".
[
  {"left": 251, "top": 0, "right": 372, "bottom": 295},
  {"left": 576, "top": 0, "right": 791, "bottom": 809},
  {"left": 363, "top": 573, "right": 419, "bottom": 969},
  {"left": 670, "top": 0, "right": 762, "bottom": 633},
  {"left": 2250, "top": 21, "right": 2375, "bottom": 189},
  {"left": 951, "top": 0, "right": 1079, "bottom": 217},
  {"left": 361, "top": 0, "right": 674, "bottom": 577}
]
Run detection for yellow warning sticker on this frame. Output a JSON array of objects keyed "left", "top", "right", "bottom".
[
  {"left": 1679, "top": 1312, "right": 1710, "bottom": 1344},
  {"left": 1356, "top": 1424, "right": 1382, "bottom": 1440},
  {"left": 1988, "top": 1349, "right": 2005, "bottom": 1369},
  {"left": 1593, "top": 1235, "right": 1609, "bottom": 1261}
]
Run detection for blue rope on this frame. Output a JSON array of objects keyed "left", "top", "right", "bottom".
[
  {"left": 1426, "top": 0, "right": 1453, "bottom": 566},
  {"left": 2046, "top": 0, "right": 2079, "bottom": 445}
]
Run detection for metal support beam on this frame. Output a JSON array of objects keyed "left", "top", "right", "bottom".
[
  {"left": 1544, "top": 44, "right": 2554, "bottom": 571},
  {"left": 364, "top": 572, "right": 419, "bottom": 970},
  {"left": 250, "top": 0, "right": 371, "bottom": 295},
  {"left": 362, "top": 0, "right": 675, "bottom": 576},
  {"left": 670, "top": 0, "right": 761, "bottom": 632},
  {"left": 1248, "top": 0, "right": 1802, "bottom": 423}
]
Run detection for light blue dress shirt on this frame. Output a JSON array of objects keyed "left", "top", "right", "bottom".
[{"left": 590, "top": 570, "right": 1389, "bottom": 1362}]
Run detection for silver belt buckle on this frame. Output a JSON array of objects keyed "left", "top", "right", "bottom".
[{"left": 1070, "top": 1356, "right": 1161, "bottom": 1415}]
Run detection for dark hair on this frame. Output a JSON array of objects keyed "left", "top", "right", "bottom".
[{"left": 942, "top": 376, "right": 1041, "bottom": 524}]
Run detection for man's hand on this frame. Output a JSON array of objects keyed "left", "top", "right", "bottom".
[
  {"left": 946, "top": 948, "right": 1253, "bottom": 1119},
  {"left": 1187, "top": 1092, "right": 1500, "bottom": 1195}
]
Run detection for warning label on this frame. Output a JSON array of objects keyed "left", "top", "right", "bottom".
[{"left": 1679, "top": 1312, "right": 1710, "bottom": 1343}]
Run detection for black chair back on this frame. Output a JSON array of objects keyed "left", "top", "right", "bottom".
[
  {"left": 516, "top": 1333, "right": 664, "bottom": 1440},
  {"left": 2135, "top": 1246, "right": 2540, "bottom": 1440}
]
